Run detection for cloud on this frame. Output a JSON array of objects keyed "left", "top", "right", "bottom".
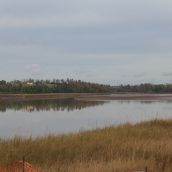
[
  {"left": 0, "top": 0, "right": 172, "bottom": 84},
  {"left": 1, "top": 0, "right": 172, "bottom": 30},
  {"left": 163, "top": 72, "right": 172, "bottom": 77},
  {"left": 134, "top": 73, "right": 146, "bottom": 78},
  {"left": 25, "top": 64, "right": 41, "bottom": 75},
  {"left": 0, "top": 0, "right": 172, "bottom": 55},
  {"left": 0, "top": 10, "right": 114, "bottom": 29}
]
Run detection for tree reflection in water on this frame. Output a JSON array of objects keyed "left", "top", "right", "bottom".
[{"left": 0, "top": 99, "right": 106, "bottom": 112}]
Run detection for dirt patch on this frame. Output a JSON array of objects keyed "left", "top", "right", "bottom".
[{"left": 0, "top": 161, "right": 42, "bottom": 172}]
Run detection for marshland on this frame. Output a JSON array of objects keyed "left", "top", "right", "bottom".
[
  {"left": 1, "top": 119, "right": 172, "bottom": 172},
  {"left": 1, "top": 92, "right": 172, "bottom": 171}
]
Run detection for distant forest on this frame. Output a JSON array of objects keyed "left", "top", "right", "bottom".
[
  {"left": 0, "top": 79, "right": 113, "bottom": 93},
  {"left": 0, "top": 79, "right": 172, "bottom": 93}
]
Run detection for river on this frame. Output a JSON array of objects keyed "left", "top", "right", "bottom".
[{"left": 0, "top": 97, "right": 172, "bottom": 138}]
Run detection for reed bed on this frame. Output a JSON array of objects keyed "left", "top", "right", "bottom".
[{"left": 1, "top": 119, "right": 172, "bottom": 172}]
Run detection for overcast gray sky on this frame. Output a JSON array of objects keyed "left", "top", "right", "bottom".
[{"left": 0, "top": 0, "right": 172, "bottom": 84}]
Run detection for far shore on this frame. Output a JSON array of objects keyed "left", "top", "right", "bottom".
[
  {"left": 78, "top": 93, "right": 172, "bottom": 101},
  {"left": 0, "top": 93, "right": 82, "bottom": 101},
  {"left": 1, "top": 93, "right": 172, "bottom": 101}
]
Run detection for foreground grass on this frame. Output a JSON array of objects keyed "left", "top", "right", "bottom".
[{"left": 1, "top": 120, "right": 172, "bottom": 172}]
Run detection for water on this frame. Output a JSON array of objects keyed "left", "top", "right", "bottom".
[{"left": 0, "top": 98, "right": 172, "bottom": 138}]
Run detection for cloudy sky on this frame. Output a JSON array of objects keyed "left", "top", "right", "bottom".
[{"left": 0, "top": 0, "right": 172, "bottom": 85}]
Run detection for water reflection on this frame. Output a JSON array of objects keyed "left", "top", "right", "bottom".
[
  {"left": 1, "top": 99, "right": 172, "bottom": 138},
  {"left": 114, "top": 100, "right": 172, "bottom": 104},
  {"left": 0, "top": 99, "right": 106, "bottom": 112}
]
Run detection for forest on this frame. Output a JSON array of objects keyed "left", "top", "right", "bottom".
[
  {"left": 0, "top": 79, "right": 113, "bottom": 93},
  {"left": 0, "top": 79, "right": 172, "bottom": 93},
  {"left": 114, "top": 83, "right": 172, "bottom": 93}
]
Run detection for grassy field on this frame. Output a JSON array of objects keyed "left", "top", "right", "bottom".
[{"left": 1, "top": 120, "right": 172, "bottom": 172}]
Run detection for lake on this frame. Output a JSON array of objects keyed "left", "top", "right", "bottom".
[{"left": 1, "top": 97, "right": 172, "bottom": 138}]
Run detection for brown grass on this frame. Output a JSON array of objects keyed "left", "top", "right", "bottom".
[
  {"left": 1, "top": 119, "right": 172, "bottom": 172},
  {"left": 0, "top": 93, "right": 82, "bottom": 101}
]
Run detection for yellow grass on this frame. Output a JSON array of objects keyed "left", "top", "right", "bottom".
[{"left": 1, "top": 119, "right": 172, "bottom": 172}]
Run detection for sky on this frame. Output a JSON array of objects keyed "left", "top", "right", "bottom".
[{"left": 0, "top": 0, "right": 172, "bottom": 85}]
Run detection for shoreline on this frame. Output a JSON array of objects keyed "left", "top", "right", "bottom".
[
  {"left": 79, "top": 93, "right": 172, "bottom": 101},
  {"left": 0, "top": 93, "right": 83, "bottom": 101},
  {"left": 1, "top": 93, "right": 172, "bottom": 101}
]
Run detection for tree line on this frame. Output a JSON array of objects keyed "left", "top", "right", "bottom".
[
  {"left": 0, "top": 79, "right": 113, "bottom": 93},
  {"left": 114, "top": 83, "right": 172, "bottom": 93},
  {"left": 0, "top": 79, "right": 172, "bottom": 93}
]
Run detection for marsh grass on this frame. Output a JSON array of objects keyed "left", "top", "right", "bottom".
[{"left": 1, "top": 119, "right": 172, "bottom": 172}]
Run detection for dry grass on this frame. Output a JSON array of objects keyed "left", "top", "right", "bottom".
[
  {"left": 0, "top": 93, "right": 82, "bottom": 101},
  {"left": 1, "top": 119, "right": 172, "bottom": 172}
]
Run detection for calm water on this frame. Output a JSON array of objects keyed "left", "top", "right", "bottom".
[{"left": 0, "top": 98, "right": 172, "bottom": 138}]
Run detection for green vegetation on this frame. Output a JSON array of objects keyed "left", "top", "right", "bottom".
[
  {"left": 1, "top": 79, "right": 172, "bottom": 93},
  {"left": 1, "top": 120, "right": 172, "bottom": 172},
  {"left": 115, "top": 83, "right": 172, "bottom": 93},
  {"left": 0, "top": 79, "right": 113, "bottom": 93}
]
